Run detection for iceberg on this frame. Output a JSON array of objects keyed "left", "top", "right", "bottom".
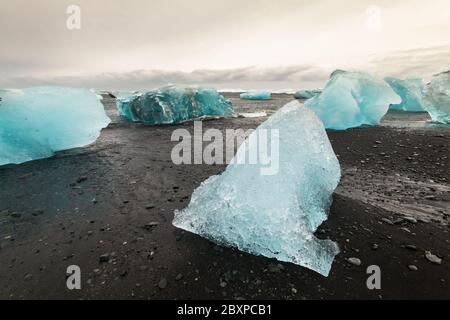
[
  {"left": 384, "top": 77, "right": 426, "bottom": 112},
  {"left": 116, "top": 86, "right": 234, "bottom": 125},
  {"left": 240, "top": 91, "right": 272, "bottom": 100},
  {"left": 304, "top": 71, "right": 401, "bottom": 130},
  {"left": 294, "top": 89, "right": 321, "bottom": 100},
  {"left": 423, "top": 71, "right": 450, "bottom": 124},
  {"left": 0, "top": 87, "right": 110, "bottom": 166},
  {"left": 173, "top": 101, "right": 341, "bottom": 276}
]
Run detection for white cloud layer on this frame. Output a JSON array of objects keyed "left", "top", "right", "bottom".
[{"left": 1, "top": 45, "right": 448, "bottom": 90}]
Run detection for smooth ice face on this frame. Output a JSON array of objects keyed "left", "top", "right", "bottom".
[
  {"left": 240, "top": 91, "right": 272, "bottom": 100},
  {"left": 173, "top": 101, "right": 341, "bottom": 276},
  {"left": 305, "top": 71, "right": 401, "bottom": 130},
  {"left": 294, "top": 89, "right": 321, "bottom": 100},
  {"left": 0, "top": 87, "right": 110, "bottom": 166},
  {"left": 423, "top": 71, "right": 450, "bottom": 124},
  {"left": 116, "top": 86, "right": 234, "bottom": 125},
  {"left": 384, "top": 77, "right": 426, "bottom": 112}
]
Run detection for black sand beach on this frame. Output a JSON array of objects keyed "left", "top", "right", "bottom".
[{"left": 0, "top": 94, "right": 449, "bottom": 299}]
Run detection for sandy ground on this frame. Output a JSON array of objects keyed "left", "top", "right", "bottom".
[{"left": 0, "top": 94, "right": 449, "bottom": 300}]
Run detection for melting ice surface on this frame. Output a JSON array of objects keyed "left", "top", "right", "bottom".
[
  {"left": 305, "top": 71, "right": 401, "bottom": 130},
  {"left": 294, "top": 89, "right": 321, "bottom": 100},
  {"left": 173, "top": 101, "right": 341, "bottom": 276},
  {"left": 0, "top": 87, "right": 110, "bottom": 166},
  {"left": 423, "top": 71, "right": 450, "bottom": 124},
  {"left": 384, "top": 77, "right": 426, "bottom": 112},
  {"left": 240, "top": 91, "right": 272, "bottom": 100},
  {"left": 116, "top": 86, "right": 234, "bottom": 125}
]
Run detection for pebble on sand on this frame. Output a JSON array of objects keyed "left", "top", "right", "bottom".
[
  {"left": 408, "top": 265, "right": 418, "bottom": 271},
  {"left": 403, "top": 216, "right": 418, "bottom": 224},
  {"left": 347, "top": 257, "right": 362, "bottom": 266},
  {"left": 425, "top": 251, "right": 442, "bottom": 265},
  {"left": 99, "top": 253, "right": 111, "bottom": 263},
  {"left": 175, "top": 273, "right": 183, "bottom": 281},
  {"left": 381, "top": 218, "right": 394, "bottom": 225},
  {"left": 158, "top": 278, "right": 168, "bottom": 289},
  {"left": 24, "top": 274, "right": 33, "bottom": 281}
]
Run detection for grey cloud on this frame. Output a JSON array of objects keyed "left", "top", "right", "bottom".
[
  {"left": 363, "top": 45, "right": 450, "bottom": 80},
  {"left": 1, "top": 45, "right": 448, "bottom": 91},
  {"left": 0, "top": 65, "right": 331, "bottom": 90}
]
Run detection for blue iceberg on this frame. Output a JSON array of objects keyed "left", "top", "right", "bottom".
[
  {"left": 240, "top": 91, "right": 272, "bottom": 100},
  {"left": 423, "top": 71, "right": 450, "bottom": 124},
  {"left": 116, "top": 86, "right": 234, "bottom": 125},
  {"left": 384, "top": 77, "right": 426, "bottom": 112},
  {"left": 305, "top": 71, "right": 401, "bottom": 130},
  {"left": 0, "top": 87, "right": 110, "bottom": 166},
  {"left": 294, "top": 89, "right": 321, "bottom": 100},
  {"left": 173, "top": 101, "right": 341, "bottom": 276}
]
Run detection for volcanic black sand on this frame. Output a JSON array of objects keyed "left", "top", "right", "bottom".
[{"left": 0, "top": 93, "right": 449, "bottom": 300}]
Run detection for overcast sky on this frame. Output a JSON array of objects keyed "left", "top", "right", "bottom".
[{"left": 0, "top": 0, "right": 449, "bottom": 90}]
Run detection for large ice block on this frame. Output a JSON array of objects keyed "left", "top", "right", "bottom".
[
  {"left": 116, "top": 86, "right": 234, "bottom": 125},
  {"left": 305, "top": 71, "right": 401, "bottom": 130},
  {"left": 0, "top": 87, "right": 110, "bottom": 166},
  {"left": 384, "top": 77, "right": 426, "bottom": 112},
  {"left": 173, "top": 101, "right": 341, "bottom": 276},
  {"left": 294, "top": 89, "right": 321, "bottom": 100},
  {"left": 240, "top": 91, "right": 272, "bottom": 100},
  {"left": 423, "top": 71, "right": 450, "bottom": 124}
]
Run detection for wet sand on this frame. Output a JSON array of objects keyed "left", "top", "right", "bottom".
[{"left": 0, "top": 94, "right": 449, "bottom": 299}]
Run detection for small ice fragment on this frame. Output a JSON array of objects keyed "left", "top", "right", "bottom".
[
  {"left": 116, "top": 86, "right": 234, "bottom": 125},
  {"left": 0, "top": 87, "right": 110, "bottom": 166},
  {"left": 294, "top": 89, "right": 322, "bottom": 100},
  {"left": 240, "top": 91, "right": 272, "bottom": 100},
  {"left": 305, "top": 70, "right": 401, "bottom": 130},
  {"left": 239, "top": 111, "right": 267, "bottom": 118},
  {"left": 173, "top": 101, "right": 341, "bottom": 276},
  {"left": 384, "top": 77, "right": 426, "bottom": 112},
  {"left": 423, "top": 71, "right": 450, "bottom": 124}
]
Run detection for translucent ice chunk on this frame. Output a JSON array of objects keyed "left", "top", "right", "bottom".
[
  {"left": 294, "top": 89, "right": 321, "bottom": 100},
  {"left": 384, "top": 77, "right": 426, "bottom": 112},
  {"left": 116, "top": 86, "right": 234, "bottom": 125},
  {"left": 240, "top": 91, "right": 272, "bottom": 100},
  {"left": 0, "top": 87, "right": 110, "bottom": 166},
  {"left": 173, "top": 101, "right": 341, "bottom": 276},
  {"left": 423, "top": 71, "right": 450, "bottom": 124},
  {"left": 305, "top": 71, "right": 401, "bottom": 130},
  {"left": 115, "top": 91, "right": 142, "bottom": 122}
]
